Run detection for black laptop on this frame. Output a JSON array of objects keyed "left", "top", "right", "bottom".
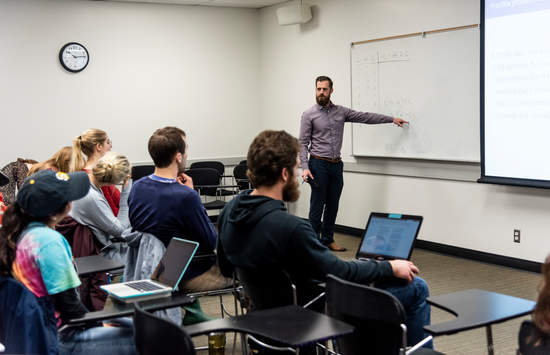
[{"left": 355, "top": 212, "right": 423, "bottom": 261}]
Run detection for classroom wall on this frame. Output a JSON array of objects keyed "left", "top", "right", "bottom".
[
  {"left": 0, "top": 0, "right": 261, "bottom": 165},
  {"left": 258, "top": 0, "right": 550, "bottom": 263},
  {"left": 3, "top": 0, "right": 549, "bottom": 263}
]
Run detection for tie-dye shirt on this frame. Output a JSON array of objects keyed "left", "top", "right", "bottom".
[{"left": 12, "top": 222, "right": 80, "bottom": 298}]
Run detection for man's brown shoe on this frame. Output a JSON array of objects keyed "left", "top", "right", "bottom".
[{"left": 327, "top": 242, "right": 347, "bottom": 252}]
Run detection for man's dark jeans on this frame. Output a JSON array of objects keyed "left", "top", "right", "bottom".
[{"left": 308, "top": 157, "right": 344, "bottom": 245}]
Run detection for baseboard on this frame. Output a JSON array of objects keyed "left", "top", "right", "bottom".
[{"left": 333, "top": 224, "right": 542, "bottom": 273}]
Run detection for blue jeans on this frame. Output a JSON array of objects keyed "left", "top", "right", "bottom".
[
  {"left": 376, "top": 277, "right": 433, "bottom": 349},
  {"left": 58, "top": 317, "right": 136, "bottom": 355},
  {"left": 308, "top": 157, "right": 344, "bottom": 245}
]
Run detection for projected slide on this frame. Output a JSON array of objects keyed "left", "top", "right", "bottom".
[{"left": 484, "top": 0, "right": 550, "bottom": 182}]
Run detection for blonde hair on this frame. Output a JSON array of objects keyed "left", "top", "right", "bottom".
[
  {"left": 92, "top": 152, "right": 131, "bottom": 185},
  {"left": 28, "top": 146, "right": 73, "bottom": 176},
  {"left": 69, "top": 129, "right": 108, "bottom": 172}
]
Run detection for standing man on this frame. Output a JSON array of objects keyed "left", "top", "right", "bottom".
[{"left": 300, "top": 76, "right": 408, "bottom": 251}]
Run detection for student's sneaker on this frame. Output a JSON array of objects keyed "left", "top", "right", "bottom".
[{"left": 182, "top": 299, "right": 215, "bottom": 325}]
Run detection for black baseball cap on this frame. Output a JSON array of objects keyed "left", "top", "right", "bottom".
[{"left": 17, "top": 170, "right": 90, "bottom": 217}]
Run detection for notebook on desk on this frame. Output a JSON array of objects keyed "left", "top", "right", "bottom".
[
  {"left": 100, "top": 237, "right": 198, "bottom": 302},
  {"left": 355, "top": 213, "right": 423, "bottom": 261}
]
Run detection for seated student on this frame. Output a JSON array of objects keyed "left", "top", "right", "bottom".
[
  {"left": 69, "top": 129, "right": 121, "bottom": 216},
  {"left": 0, "top": 170, "right": 135, "bottom": 355},
  {"left": 217, "top": 130, "right": 433, "bottom": 349},
  {"left": 128, "top": 126, "right": 231, "bottom": 324},
  {"left": 70, "top": 152, "right": 132, "bottom": 263},
  {"left": 518, "top": 255, "right": 550, "bottom": 354},
  {"left": 27, "top": 146, "right": 72, "bottom": 176},
  {"left": 0, "top": 158, "right": 38, "bottom": 205}
]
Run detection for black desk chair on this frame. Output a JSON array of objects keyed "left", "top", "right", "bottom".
[
  {"left": 233, "top": 164, "right": 250, "bottom": 191},
  {"left": 326, "top": 275, "right": 442, "bottom": 355},
  {"left": 185, "top": 168, "right": 238, "bottom": 221},
  {"left": 134, "top": 303, "right": 196, "bottom": 355},
  {"left": 131, "top": 165, "right": 155, "bottom": 181},
  {"left": 0, "top": 171, "right": 8, "bottom": 187},
  {"left": 235, "top": 267, "right": 326, "bottom": 354},
  {"left": 235, "top": 267, "right": 296, "bottom": 311},
  {"left": 190, "top": 161, "right": 236, "bottom": 196}
]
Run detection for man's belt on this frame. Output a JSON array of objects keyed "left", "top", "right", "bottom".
[{"left": 310, "top": 155, "right": 342, "bottom": 163}]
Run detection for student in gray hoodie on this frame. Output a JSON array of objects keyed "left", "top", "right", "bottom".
[
  {"left": 70, "top": 152, "right": 131, "bottom": 263},
  {"left": 217, "top": 130, "right": 433, "bottom": 349}
]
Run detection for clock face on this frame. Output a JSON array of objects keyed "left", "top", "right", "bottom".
[{"left": 59, "top": 42, "right": 89, "bottom": 73}]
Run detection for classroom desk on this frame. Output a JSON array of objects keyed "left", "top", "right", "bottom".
[
  {"left": 67, "top": 293, "right": 194, "bottom": 324},
  {"left": 424, "top": 289, "right": 535, "bottom": 355},
  {"left": 185, "top": 305, "right": 354, "bottom": 348},
  {"left": 74, "top": 255, "right": 124, "bottom": 277}
]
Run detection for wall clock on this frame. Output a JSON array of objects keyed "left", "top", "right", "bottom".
[{"left": 59, "top": 42, "right": 89, "bottom": 73}]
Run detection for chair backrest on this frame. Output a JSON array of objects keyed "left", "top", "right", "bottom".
[
  {"left": 233, "top": 164, "right": 250, "bottom": 190},
  {"left": 134, "top": 304, "right": 196, "bottom": 355},
  {"left": 190, "top": 161, "right": 225, "bottom": 176},
  {"left": 132, "top": 165, "right": 155, "bottom": 181},
  {"left": 325, "top": 274, "right": 406, "bottom": 355},
  {"left": 56, "top": 216, "right": 107, "bottom": 311},
  {"left": 0, "top": 277, "right": 58, "bottom": 355},
  {"left": 185, "top": 168, "right": 221, "bottom": 196},
  {"left": 0, "top": 171, "right": 8, "bottom": 187},
  {"left": 235, "top": 266, "right": 296, "bottom": 312}
]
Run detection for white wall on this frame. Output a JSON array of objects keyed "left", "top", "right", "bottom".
[
  {"left": 0, "top": 0, "right": 261, "bottom": 165},
  {"left": 2, "top": 0, "right": 549, "bottom": 263},
  {"left": 259, "top": 0, "right": 550, "bottom": 263}
]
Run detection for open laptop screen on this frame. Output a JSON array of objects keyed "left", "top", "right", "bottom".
[
  {"left": 151, "top": 238, "right": 198, "bottom": 289},
  {"left": 356, "top": 213, "right": 423, "bottom": 260}
]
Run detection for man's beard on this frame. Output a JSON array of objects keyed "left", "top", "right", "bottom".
[
  {"left": 282, "top": 175, "right": 300, "bottom": 203},
  {"left": 316, "top": 93, "right": 330, "bottom": 106},
  {"left": 177, "top": 158, "right": 186, "bottom": 175}
]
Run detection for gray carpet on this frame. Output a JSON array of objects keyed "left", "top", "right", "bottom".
[{"left": 195, "top": 232, "right": 541, "bottom": 354}]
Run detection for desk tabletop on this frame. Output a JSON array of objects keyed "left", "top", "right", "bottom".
[
  {"left": 185, "top": 305, "right": 354, "bottom": 347},
  {"left": 74, "top": 255, "right": 124, "bottom": 277},
  {"left": 425, "top": 289, "right": 535, "bottom": 335},
  {"left": 68, "top": 293, "right": 194, "bottom": 324}
]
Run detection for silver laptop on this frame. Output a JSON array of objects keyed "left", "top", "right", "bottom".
[
  {"left": 100, "top": 237, "right": 198, "bottom": 302},
  {"left": 355, "top": 213, "right": 423, "bottom": 261}
]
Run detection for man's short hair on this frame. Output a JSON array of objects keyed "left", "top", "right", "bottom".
[
  {"left": 148, "top": 126, "right": 186, "bottom": 168},
  {"left": 247, "top": 130, "right": 300, "bottom": 188},
  {"left": 315, "top": 75, "right": 333, "bottom": 88}
]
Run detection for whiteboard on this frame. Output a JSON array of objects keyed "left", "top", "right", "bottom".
[{"left": 351, "top": 26, "right": 480, "bottom": 162}]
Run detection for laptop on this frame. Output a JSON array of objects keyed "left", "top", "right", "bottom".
[
  {"left": 100, "top": 237, "right": 198, "bottom": 302},
  {"left": 355, "top": 213, "right": 423, "bottom": 261}
]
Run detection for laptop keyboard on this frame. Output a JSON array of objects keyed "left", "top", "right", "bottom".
[{"left": 127, "top": 281, "right": 164, "bottom": 292}]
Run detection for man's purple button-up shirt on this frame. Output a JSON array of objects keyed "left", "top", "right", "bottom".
[{"left": 299, "top": 102, "right": 393, "bottom": 169}]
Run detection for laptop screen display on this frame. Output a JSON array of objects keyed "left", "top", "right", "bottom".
[
  {"left": 357, "top": 214, "right": 422, "bottom": 260},
  {"left": 151, "top": 238, "right": 198, "bottom": 288}
]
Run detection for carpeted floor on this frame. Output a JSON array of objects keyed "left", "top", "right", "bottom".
[{"left": 194, "top": 232, "right": 541, "bottom": 354}]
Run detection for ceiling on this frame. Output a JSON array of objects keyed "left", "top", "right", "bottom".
[{"left": 109, "top": 0, "right": 291, "bottom": 8}]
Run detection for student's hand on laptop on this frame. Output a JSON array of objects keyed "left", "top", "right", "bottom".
[
  {"left": 177, "top": 172, "right": 194, "bottom": 189},
  {"left": 389, "top": 260, "right": 419, "bottom": 283}
]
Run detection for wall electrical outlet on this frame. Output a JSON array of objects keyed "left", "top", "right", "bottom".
[{"left": 514, "top": 229, "right": 521, "bottom": 243}]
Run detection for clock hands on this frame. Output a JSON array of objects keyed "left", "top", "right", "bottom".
[{"left": 68, "top": 52, "right": 86, "bottom": 58}]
